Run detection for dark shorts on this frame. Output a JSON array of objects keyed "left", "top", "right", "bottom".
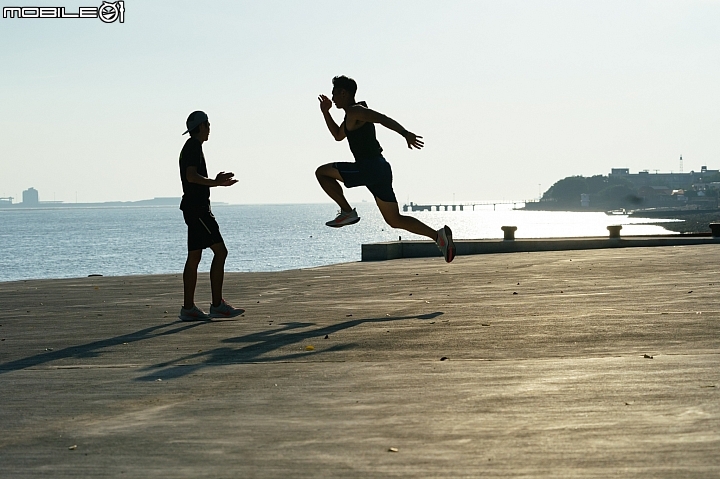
[
  {"left": 182, "top": 207, "right": 224, "bottom": 251},
  {"left": 334, "top": 156, "right": 397, "bottom": 203}
]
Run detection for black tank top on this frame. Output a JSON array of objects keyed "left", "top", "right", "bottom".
[{"left": 345, "top": 101, "right": 383, "bottom": 160}]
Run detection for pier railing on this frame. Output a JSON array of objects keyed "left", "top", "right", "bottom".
[{"left": 403, "top": 200, "right": 534, "bottom": 212}]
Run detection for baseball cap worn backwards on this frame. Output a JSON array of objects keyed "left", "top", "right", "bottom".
[{"left": 182, "top": 111, "right": 208, "bottom": 135}]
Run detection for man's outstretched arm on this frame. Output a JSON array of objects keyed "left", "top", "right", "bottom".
[
  {"left": 186, "top": 167, "right": 238, "bottom": 187},
  {"left": 318, "top": 94, "right": 346, "bottom": 141},
  {"left": 348, "top": 106, "right": 424, "bottom": 149}
]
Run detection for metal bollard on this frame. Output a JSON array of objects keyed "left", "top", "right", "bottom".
[
  {"left": 501, "top": 226, "right": 517, "bottom": 241},
  {"left": 710, "top": 224, "right": 720, "bottom": 238},
  {"left": 607, "top": 225, "right": 622, "bottom": 239}
]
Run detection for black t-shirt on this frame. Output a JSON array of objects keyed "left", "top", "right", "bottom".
[
  {"left": 344, "top": 101, "right": 383, "bottom": 160},
  {"left": 346, "top": 121, "right": 383, "bottom": 160},
  {"left": 179, "top": 137, "right": 210, "bottom": 211}
]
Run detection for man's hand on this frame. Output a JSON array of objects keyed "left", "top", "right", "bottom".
[
  {"left": 404, "top": 132, "right": 424, "bottom": 150},
  {"left": 318, "top": 94, "right": 332, "bottom": 113},
  {"left": 215, "top": 171, "right": 238, "bottom": 187},
  {"left": 319, "top": 94, "right": 345, "bottom": 140}
]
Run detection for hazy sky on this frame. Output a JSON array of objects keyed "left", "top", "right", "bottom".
[{"left": 1, "top": 0, "right": 719, "bottom": 205}]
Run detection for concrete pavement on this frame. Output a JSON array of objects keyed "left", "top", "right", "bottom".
[{"left": 1, "top": 245, "right": 719, "bottom": 478}]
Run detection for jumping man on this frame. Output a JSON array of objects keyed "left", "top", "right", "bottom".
[
  {"left": 315, "top": 75, "right": 455, "bottom": 262},
  {"left": 178, "top": 110, "right": 245, "bottom": 321}
]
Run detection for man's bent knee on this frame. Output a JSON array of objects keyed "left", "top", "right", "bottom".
[
  {"left": 382, "top": 214, "right": 403, "bottom": 229},
  {"left": 211, "top": 242, "right": 228, "bottom": 260},
  {"left": 316, "top": 163, "right": 342, "bottom": 181}
]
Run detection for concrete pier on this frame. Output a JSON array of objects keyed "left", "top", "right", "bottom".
[
  {"left": 362, "top": 234, "right": 720, "bottom": 261},
  {"left": 1, "top": 245, "right": 719, "bottom": 477}
]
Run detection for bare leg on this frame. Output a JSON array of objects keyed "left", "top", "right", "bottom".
[
  {"left": 209, "top": 242, "right": 228, "bottom": 308},
  {"left": 183, "top": 249, "right": 203, "bottom": 309},
  {"left": 316, "top": 163, "right": 352, "bottom": 212},
  {"left": 375, "top": 198, "right": 438, "bottom": 241}
]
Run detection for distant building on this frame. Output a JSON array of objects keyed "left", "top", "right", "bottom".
[
  {"left": 22, "top": 187, "right": 39, "bottom": 205},
  {"left": 609, "top": 167, "right": 719, "bottom": 190}
]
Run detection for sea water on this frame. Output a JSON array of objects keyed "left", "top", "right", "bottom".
[{"left": 0, "top": 203, "right": 676, "bottom": 282}]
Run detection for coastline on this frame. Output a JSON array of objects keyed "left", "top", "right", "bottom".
[
  {"left": 522, "top": 204, "right": 720, "bottom": 234},
  {"left": 1, "top": 205, "right": 680, "bottom": 283},
  {"left": 629, "top": 210, "right": 720, "bottom": 233}
]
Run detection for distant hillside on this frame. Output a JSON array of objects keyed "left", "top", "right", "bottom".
[{"left": 527, "top": 172, "right": 720, "bottom": 211}]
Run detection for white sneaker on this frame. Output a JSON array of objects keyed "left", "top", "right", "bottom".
[
  {"left": 325, "top": 208, "right": 360, "bottom": 228},
  {"left": 436, "top": 225, "right": 456, "bottom": 263}
]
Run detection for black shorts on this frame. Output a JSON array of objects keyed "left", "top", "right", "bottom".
[
  {"left": 334, "top": 156, "right": 397, "bottom": 203},
  {"left": 182, "top": 207, "right": 224, "bottom": 251}
]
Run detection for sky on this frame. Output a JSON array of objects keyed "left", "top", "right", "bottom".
[{"left": 1, "top": 0, "right": 719, "bottom": 205}]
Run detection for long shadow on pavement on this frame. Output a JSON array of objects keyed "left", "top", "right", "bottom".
[
  {"left": 134, "top": 311, "right": 444, "bottom": 381},
  {"left": 0, "top": 321, "right": 206, "bottom": 374}
]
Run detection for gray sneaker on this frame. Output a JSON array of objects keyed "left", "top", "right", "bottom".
[
  {"left": 325, "top": 208, "right": 360, "bottom": 228},
  {"left": 179, "top": 305, "right": 211, "bottom": 322},
  {"left": 209, "top": 299, "right": 245, "bottom": 318}
]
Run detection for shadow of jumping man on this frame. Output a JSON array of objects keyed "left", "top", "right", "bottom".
[
  {"left": 135, "top": 311, "right": 444, "bottom": 381},
  {"left": 0, "top": 321, "right": 207, "bottom": 374}
]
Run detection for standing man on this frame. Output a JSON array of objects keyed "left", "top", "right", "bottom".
[
  {"left": 178, "top": 110, "right": 245, "bottom": 321},
  {"left": 315, "top": 75, "right": 456, "bottom": 262}
]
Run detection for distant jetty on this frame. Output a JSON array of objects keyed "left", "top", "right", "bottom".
[{"left": 403, "top": 200, "right": 530, "bottom": 212}]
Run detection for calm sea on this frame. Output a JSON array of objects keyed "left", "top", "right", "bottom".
[{"left": 0, "top": 203, "right": 676, "bottom": 282}]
